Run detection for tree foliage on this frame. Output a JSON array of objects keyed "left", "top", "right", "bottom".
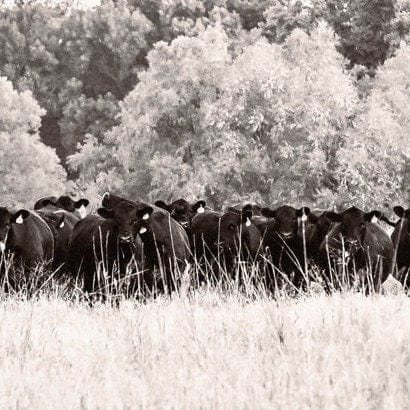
[{"left": 0, "top": 77, "right": 67, "bottom": 207}]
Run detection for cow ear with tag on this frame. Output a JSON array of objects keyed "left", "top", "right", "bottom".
[
  {"left": 193, "top": 200, "right": 206, "bottom": 214},
  {"left": 11, "top": 209, "right": 30, "bottom": 224},
  {"left": 137, "top": 206, "right": 154, "bottom": 220},
  {"left": 242, "top": 205, "right": 253, "bottom": 226}
]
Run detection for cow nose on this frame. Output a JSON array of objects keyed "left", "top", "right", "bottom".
[{"left": 280, "top": 232, "right": 293, "bottom": 239}]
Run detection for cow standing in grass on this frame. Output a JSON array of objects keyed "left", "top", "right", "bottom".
[
  {"left": 67, "top": 201, "right": 144, "bottom": 297},
  {"left": 35, "top": 195, "right": 89, "bottom": 271},
  {"left": 258, "top": 205, "right": 311, "bottom": 289},
  {"left": 0, "top": 208, "right": 54, "bottom": 290},
  {"left": 318, "top": 207, "right": 394, "bottom": 291},
  {"left": 391, "top": 206, "right": 410, "bottom": 287},
  {"left": 102, "top": 193, "right": 191, "bottom": 294}
]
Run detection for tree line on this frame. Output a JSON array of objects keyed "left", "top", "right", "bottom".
[{"left": 0, "top": 0, "right": 409, "bottom": 209}]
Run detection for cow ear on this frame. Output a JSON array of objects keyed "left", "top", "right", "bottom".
[
  {"left": 97, "top": 208, "right": 115, "bottom": 219},
  {"left": 324, "top": 211, "right": 342, "bottom": 223},
  {"left": 11, "top": 209, "right": 30, "bottom": 224},
  {"left": 155, "top": 201, "right": 170, "bottom": 211},
  {"left": 192, "top": 200, "right": 206, "bottom": 214},
  {"left": 261, "top": 208, "right": 275, "bottom": 218},
  {"left": 296, "top": 207, "right": 310, "bottom": 221},
  {"left": 137, "top": 206, "right": 154, "bottom": 220},
  {"left": 393, "top": 206, "right": 405, "bottom": 218},
  {"left": 34, "top": 197, "right": 57, "bottom": 210},
  {"left": 365, "top": 210, "right": 382, "bottom": 222},
  {"left": 75, "top": 199, "right": 89, "bottom": 209}
]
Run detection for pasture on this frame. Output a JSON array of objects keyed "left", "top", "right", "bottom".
[{"left": 0, "top": 286, "right": 409, "bottom": 409}]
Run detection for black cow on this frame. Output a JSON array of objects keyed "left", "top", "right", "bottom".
[
  {"left": 259, "top": 205, "right": 311, "bottom": 287},
  {"left": 67, "top": 202, "right": 143, "bottom": 295},
  {"left": 217, "top": 205, "right": 262, "bottom": 262},
  {"left": 39, "top": 211, "right": 79, "bottom": 271},
  {"left": 391, "top": 206, "right": 410, "bottom": 287},
  {"left": 0, "top": 208, "right": 54, "bottom": 277},
  {"left": 302, "top": 211, "right": 333, "bottom": 262},
  {"left": 34, "top": 195, "right": 89, "bottom": 219},
  {"left": 154, "top": 199, "right": 206, "bottom": 232},
  {"left": 318, "top": 207, "right": 394, "bottom": 290},
  {"left": 102, "top": 193, "right": 191, "bottom": 293},
  {"left": 190, "top": 205, "right": 262, "bottom": 283}
]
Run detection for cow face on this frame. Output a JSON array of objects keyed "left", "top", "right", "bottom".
[
  {"left": 97, "top": 202, "right": 141, "bottom": 243},
  {"left": 0, "top": 208, "right": 30, "bottom": 251},
  {"left": 217, "top": 205, "right": 253, "bottom": 252},
  {"left": 261, "top": 205, "right": 310, "bottom": 240},
  {"left": 325, "top": 207, "right": 381, "bottom": 253},
  {"left": 155, "top": 199, "right": 206, "bottom": 229}
]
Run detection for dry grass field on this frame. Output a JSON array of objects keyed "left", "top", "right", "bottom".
[{"left": 0, "top": 289, "right": 409, "bottom": 409}]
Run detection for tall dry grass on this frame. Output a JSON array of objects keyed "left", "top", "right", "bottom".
[{"left": 0, "top": 290, "right": 409, "bottom": 409}]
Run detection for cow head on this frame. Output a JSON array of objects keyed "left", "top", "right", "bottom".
[
  {"left": 97, "top": 202, "right": 141, "bottom": 243},
  {"left": 0, "top": 208, "right": 30, "bottom": 252},
  {"left": 102, "top": 192, "right": 135, "bottom": 210},
  {"left": 34, "top": 195, "right": 89, "bottom": 218},
  {"left": 154, "top": 199, "right": 206, "bottom": 229},
  {"left": 217, "top": 204, "right": 253, "bottom": 252},
  {"left": 261, "top": 205, "right": 310, "bottom": 240},
  {"left": 325, "top": 207, "right": 381, "bottom": 253}
]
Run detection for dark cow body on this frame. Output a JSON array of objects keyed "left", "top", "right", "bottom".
[
  {"left": 259, "top": 205, "right": 311, "bottom": 288},
  {"left": 0, "top": 208, "right": 54, "bottom": 274},
  {"left": 39, "top": 210, "right": 79, "bottom": 270},
  {"left": 67, "top": 203, "right": 142, "bottom": 295},
  {"left": 318, "top": 207, "right": 394, "bottom": 290},
  {"left": 391, "top": 206, "right": 410, "bottom": 287},
  {"left": 190, "top": 206, "right": 262, "bottom": 283},
  {"left": 102, "top": 193, "right": 191, "bottom": 293}
]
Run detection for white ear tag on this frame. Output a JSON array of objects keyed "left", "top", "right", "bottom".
[
  {"left": 245, "top": 217, "right": 251, "bottom": 227},
  {"left": 16, "top": 215, "right": 24, "bottom": 224},
  {"left": 371, "top": 215, "right": 378, "bottom": 223},
  {"left": 301, "top": 214, "right": 308, "bottom": 222},
  {"left": 197, "top": 206, "right": 205, "bottom": 214},
  {"left": 0, "top": 241, "right": 5, "bottom": 252},
  {"left": 59, "top": 221, "right": 65, "bottom": 228},
  {"left": 142, "top": 213, "right": 150, "bottom": 220},
  {"left": 78, "top": 205, "right": 87, "bottom": 219},
  {"left": 139, "top": 227, "right": 147, "bottom": 234}
]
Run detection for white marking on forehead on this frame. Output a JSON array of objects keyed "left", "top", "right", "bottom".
[
  {"left": 197, "top": 206, "right": 205, "bottom": 214},
  {"left": 142, "top": 213, "right": 150, "bottom": 220},
  {"left": 139, "top": 227, "right": 147, "bottom": 234}
]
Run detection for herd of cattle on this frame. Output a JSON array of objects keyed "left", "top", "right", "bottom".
[{"left": 0, "top": 193, "right": 409, "bottom": 296}]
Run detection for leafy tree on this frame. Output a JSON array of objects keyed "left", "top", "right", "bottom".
[
  {"left": 262, "top": 0, "right": 397, "bottom": 70},
  {"left": 70, "top": 24, "right": 361, "bottom": 208},
  {"left": 0, "top": 77, "right": 67, "bottom": 207}
]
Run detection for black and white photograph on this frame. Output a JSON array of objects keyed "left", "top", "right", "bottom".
[{"left": 0, "top": 0, "right": 409, "bottom": 408}]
